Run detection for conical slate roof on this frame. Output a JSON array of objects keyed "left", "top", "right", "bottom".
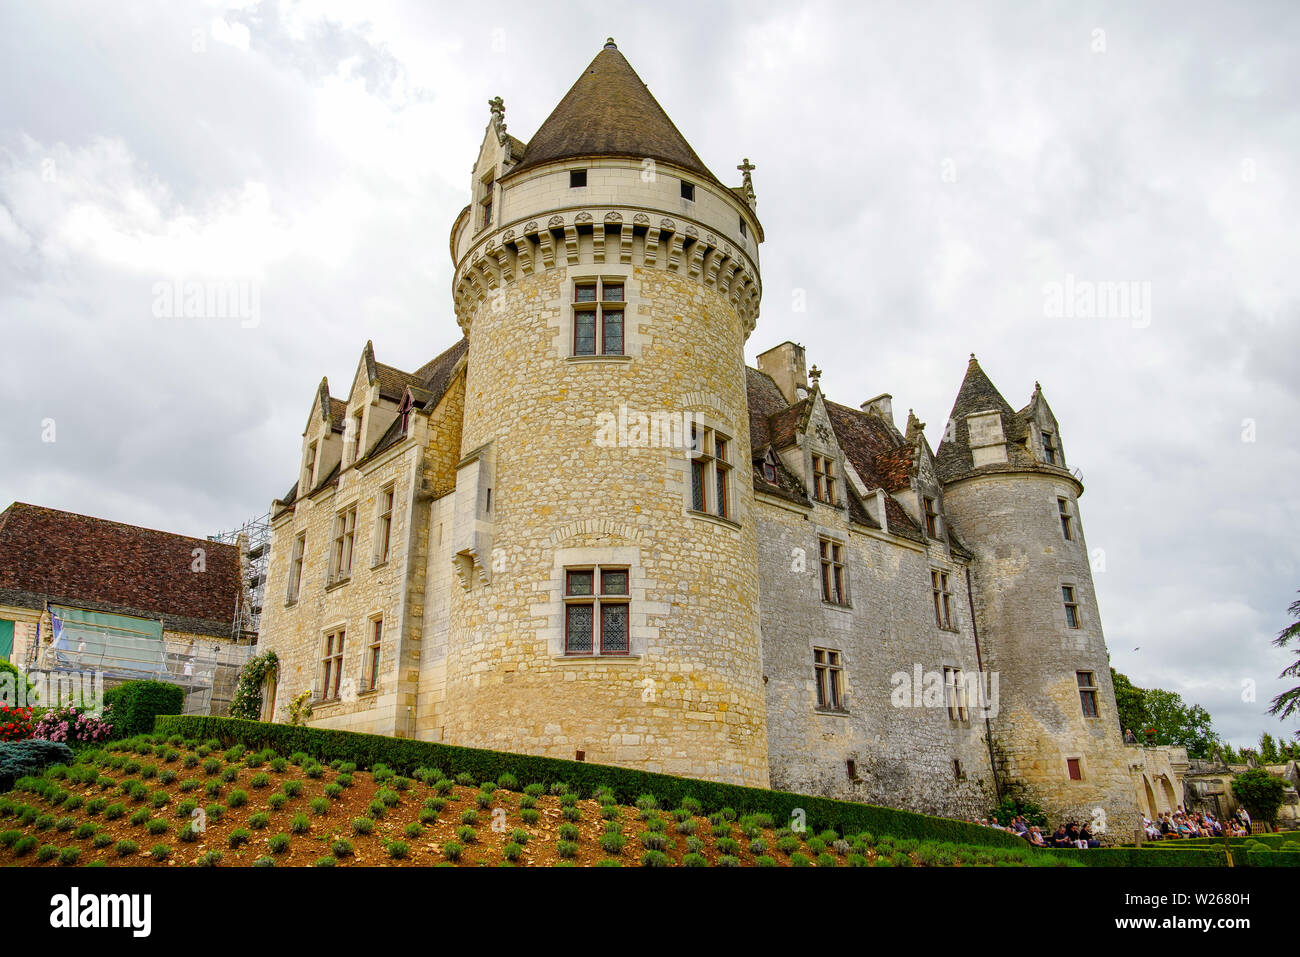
[
  {"left": 935, "top": 355, "right": 1035, "bottom": 481},
  {"left": 506, "top": 39, "right": 723, "bottom": 187}
]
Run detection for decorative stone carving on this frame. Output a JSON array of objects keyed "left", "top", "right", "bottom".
[
  {"left": 574, "top": 211, "right": 593, "bottom": 224},
  {"left": 604, "top": 211, "right": 622, "bottom": 223},
  {"left": 633, "top": 213, "right": 650, "bottom": 225},
  {"left": 548, "top": 215, "right": 564, "bottom": 228}
]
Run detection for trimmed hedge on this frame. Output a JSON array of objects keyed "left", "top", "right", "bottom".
[
  {"left": 0, "top": 740, "right": 75, "bottom": 791},
  {"left": 1241, "top": 850, "right": 1300, "bottom": 867},
  {"left": 1036, "top": 846, "right": 1228, "bottom": 867},
  {"left": 1159, "top": 834, "right": 1298, "bottom": 850},
  {"left": 155, "top": 715, "right": 1025, "bottom": 849},
  {"left": 103, "top": 682, "right": 185, "bottom": 739}
]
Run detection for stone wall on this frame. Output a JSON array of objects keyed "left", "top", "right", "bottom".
[
  {"left": 440, "top": 252, "right": 769, "bottom": 786},
  {"left": 943, "top": 470, "right": 1142, "bottom": 839}
]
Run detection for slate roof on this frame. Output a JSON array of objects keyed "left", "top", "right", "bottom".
[
  {"left": 504, "top": 41, "right": 726, "bottom": 190},
  {"left": 934, "top": 355, "right": 1042, "bottom": 483},
  {"left": 744, "top": 371, "right": 924, "bottom": 541},
  {"left": 274, "top": 338, "right": 469, "bottom": 515},
  {"left": 0, "top": 503, "right": 242, "bottom": 639}
]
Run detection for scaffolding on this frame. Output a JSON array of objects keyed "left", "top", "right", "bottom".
[
  {"left": 208, "top": 512, "right": 272, "bottom": 642},
  {"left": 24, "top": 606, "right": 256, "bottom": 716}
]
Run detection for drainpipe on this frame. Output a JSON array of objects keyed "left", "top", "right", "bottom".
[{"left": 966, "top": 565, "right": 1001, "bottom": 802}]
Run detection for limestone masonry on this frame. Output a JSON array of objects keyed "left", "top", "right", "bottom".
[{"left": 256, "top": 40, "right": 1142, "bottom": 838}]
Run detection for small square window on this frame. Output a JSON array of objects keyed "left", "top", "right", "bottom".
[
  {"left": 1067, "top": 758, "right": 1083, "bottom": 781},
  {"left": 569, "top": 169, "right": 587, "bottom": 188},
  {"left": 680, "top": 180, "right": 695, "bottom": 201}
]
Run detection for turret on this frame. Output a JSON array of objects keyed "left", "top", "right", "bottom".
[
  {"left": 936, "top": 355, "right": 1141, "bottom": 838},
  {"left": 437, "top": 40, "right": 770, "bottom": 786}
]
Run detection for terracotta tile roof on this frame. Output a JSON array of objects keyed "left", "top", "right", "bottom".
[
  {"left": 0, "top": 503, "right": 241, "bottom": 638},
  {"left": 745, "top": 373, "right": 923, "bottom": 541},
  {"left": 504, "top": 41, "right": 725, "bottom": 190}
]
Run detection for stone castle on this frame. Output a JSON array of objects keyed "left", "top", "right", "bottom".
[{"left": 256, "top": 40, "right": 1141, "bottom": 836}]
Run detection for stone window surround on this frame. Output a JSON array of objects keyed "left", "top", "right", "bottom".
[
  {"left": 1062, "top": 582, "right": 1083, "bottom": 629},
  {"left": 942, "top": 664, "right": 970, "bottom": 722},
  {"left": 371, "top": 482, "right": 396, "bottom": 568},
  {"left": 315, "top": 621, "right": 348, "bottom": 705},
  {"left": 552, "top": 265, "right": 646, "bottom": 362},
  {"left": 326, "top": 499, "right": 360, "bottom": 589},
  {"left": 360, "top": 612, "right": 384, "bottom": 696},
  {"left": 538, "top": 545, "right": 665, "bottom": 661},
  {"left": 1066, "top": 755, "right": 1086, "bottom": 781},
  {"left": 815, "top": 527, "right": 851, "bottom": 610},
  {"left": 672, "top": 409, "right": 741, "bottom": 530},
  {"left": 931, "top": 566, "right": 958, "bottom": 632},
  {"left": 812, "top": 645, "right": 848, "bottom": 714}
]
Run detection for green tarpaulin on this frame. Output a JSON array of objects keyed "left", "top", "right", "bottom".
[{"left": 49, "top": 605, "right": 166, "bottom": 677}]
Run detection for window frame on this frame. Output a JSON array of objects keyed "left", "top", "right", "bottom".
[
  {"left": 944, "top": 666, "right": 969, "bottom": 721},
  {"left": 329, "top": 505, "right": 357, "bottom": 585},
  {"left": 1066, "top": 757, "right": 1083, "bottom": 781},
  {"left": 286, "top": 532, "right": 306, "bottom": 603},
  {"left": 303, "top": 441, "right": 318, "bottom": 490},
  {"left": 689, "top": 423, "right": 734, "bottom": 521},
  {"left": 819, "top": 536, "right": 849, "bottom": 606},
  {"left": 569, "top": 168, "right": 587, "bottom": 188},
  {"left": 1058, "top": 497, "right": 1073, "bottom": 541},
  {"left": 1077, "top": 670, "right": 1099, "bottom": 717},
  {"left": 1062, "top": 585, "right": 1081, "bottom": 629},
  {"left": 932, "top": 569, "right": 952, "bottom": 628},
  {"left": 811, "top": 454, "right": 837, "bottom": 505},
  {"left": 349, "top": 408, "right": 364, "bottom": 465},
  {"left": 571, "top": 278, "right": 626, "bottom": 357},
  {"left": 922, "top": 495, "right": 939, "bottom": 538},
  {"left": 562, "top": 565, "right": 630, "bottom": 657},
  {"left": 320, "top": 629, "right": 345, "bottom": 702},
  {"left": 364, "top": 617, "right": 383, "bottom": 693},
  {"left": 1042, "top": 430, "right": 1060, "bottom": 466},
  {"left": 374, "top": 485, "right": 395, "bottom": 566},
  {"left": 479, "top": 174, "right": 494, "bottom": 231},
  {"left": 680, "top": 180, "right": 695, "bottom": 201},
  {"left": 814, "top": 647, "right": 845, "bottom": 712}
]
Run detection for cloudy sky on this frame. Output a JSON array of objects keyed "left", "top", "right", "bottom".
[{"left": 2, "top": 0, "right": 1296, "bottom": 748}]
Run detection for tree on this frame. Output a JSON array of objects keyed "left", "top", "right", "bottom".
[
  {"left": 1269, "top": 591, "right": 1300, "bottom": 728},
  {"left": 1144, "top": 688, "right": 1218, "bottom": 758},
  {"left": 1110, "top": 668, "right": 1150, "bottom": 738},
  {"left": 1259, "top": 732, "right": 1280, "bottom": 764},
  {"left": 1230, "top": 769, "right": 1286, "bottom": 826}
]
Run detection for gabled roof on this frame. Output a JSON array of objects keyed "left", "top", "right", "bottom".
[
  {"left": 744, "top": 370, "right": 924, "bottom": 542},
  {"left": 505, "top": 40, "right": 724, "bottom": 189},
  {"left": 0, "top": 503, "right": 242, "bottom": 638}
]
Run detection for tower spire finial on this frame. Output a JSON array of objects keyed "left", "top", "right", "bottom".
[
  {"left": 738, "top": 157, "right": 757, "bottom": 207},
  {"left": 604, "top": 37, "right": 617, "bottom": 50}
]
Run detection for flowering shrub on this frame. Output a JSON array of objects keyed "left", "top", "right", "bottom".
[
  {"left": 0, "top": 704, "right": 34, "bottom": 741},
  {"left": 30, "top": 705, "right": 114, "bottom": 744}
]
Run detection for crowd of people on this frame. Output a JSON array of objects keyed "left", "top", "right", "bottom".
[
  {"left": 1140, "top": 807, "right": 1251, "bottom": 840},
  {"left": 970, "top": 805, "right": 1254, "bottom": 847},
  {"left": 972, "top": 815, "right": 1101, "bottom": 848}
]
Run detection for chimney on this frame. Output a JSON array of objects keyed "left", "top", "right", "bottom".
[
  {"left": 862, "top": 393, "right": 894, "bottom": 426},
  {"left": 756, "top": 341, "right": 807, "bottom": 404}
]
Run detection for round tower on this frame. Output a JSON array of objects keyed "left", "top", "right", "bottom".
[
  {"left": 440, "top": 40, "right": 769, "bottom": 786},
  {"left": 936, "top": 357, "right": 1142, "bottom": 839}
]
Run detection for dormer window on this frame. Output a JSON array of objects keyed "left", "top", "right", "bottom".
[
  {"left": 397, "top": 391, "right": 414, "bottom": 436},
  {"left": 349, "top": 408, "right": 364, "bottom": 464},
  {"left": 572, "top": 279, "right": 624, "bottom": 356},
  {"left": 922, "top": 495, "right": 939, "bottom": 538},
  {"left": 811, "top": 454, "right": 836, "bottom": 505},
  {"left": 1042, "top": 430, "right": 1060, "bottom": 466},
  {"left": 569, "top": 169, "right": 587, "bottom": 187},
  {"left": 761, "top": 450, "right": 778, "bottom": 484},
  {"left": 680, "top": 180, "right": 695, "bottom": 201},
  {"left": 303, "top": 441, "right": 318, "bottom": 490},
  {"left": 479, "top": 175, "right": 495, "bottom": 231}
]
